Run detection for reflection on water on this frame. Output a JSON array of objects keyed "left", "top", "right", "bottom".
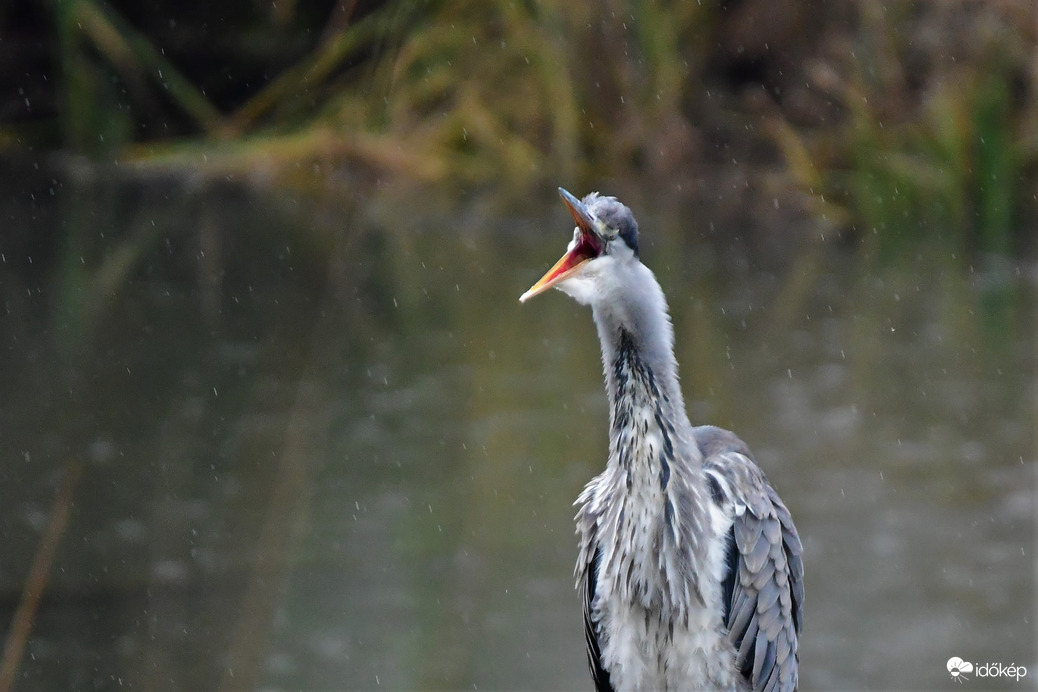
[{"left": 0, "top": 170, "right": 1034, "bottom": 690}]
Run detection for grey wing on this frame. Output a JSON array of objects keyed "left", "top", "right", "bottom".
[
  {"left": 697, "top": 427, "right": 804, "bottom": 692},
  {"left": 583, "top": 544, "right": 613, "bottom": 692}
]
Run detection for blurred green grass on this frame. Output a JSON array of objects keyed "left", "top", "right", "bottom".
[{"left": 2, "top": 0, "right": 1035, "bottom": 253}]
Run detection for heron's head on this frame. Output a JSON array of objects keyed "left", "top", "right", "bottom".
[{"left": 519, "top": 188, "right": 639, "bottom": 305}]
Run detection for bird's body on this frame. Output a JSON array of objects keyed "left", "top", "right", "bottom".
[{"left": 521, "top": 190, "right": 803, "bottom": 692}]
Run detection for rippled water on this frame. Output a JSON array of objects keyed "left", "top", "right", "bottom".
[{"left": 0, "top": 171, "right": 1034, "bottom": 690}]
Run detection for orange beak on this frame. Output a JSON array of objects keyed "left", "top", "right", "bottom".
[{"left": 520, "top": 188, "right": 602, "bottom": 302}]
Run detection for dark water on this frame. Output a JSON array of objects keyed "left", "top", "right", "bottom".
[{"left": 1, "top": 170, "right": 1034, "bottom": 690}]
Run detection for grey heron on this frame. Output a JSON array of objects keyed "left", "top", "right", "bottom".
[{"left": 520, "top": 189, "right": 804, "bottom": 691}]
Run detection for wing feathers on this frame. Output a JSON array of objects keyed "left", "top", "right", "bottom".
[
  {"left": 583, "top": 544, "right": 612, "bottom": 692},
  {"left": 696, "top": 427, "right": 803, "bottom": 692}
]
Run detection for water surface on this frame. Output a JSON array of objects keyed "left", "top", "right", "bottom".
[{"left": 0, "top": 170, "right": 1034, "bottom": 690}]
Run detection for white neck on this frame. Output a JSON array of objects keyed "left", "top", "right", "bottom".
[{"left": 582, "top": 259, "right": 690, "bottom": 437}]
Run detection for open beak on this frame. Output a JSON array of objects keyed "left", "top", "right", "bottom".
[{"left": 519, "top": 188, "right": 603, "bottom": 302}]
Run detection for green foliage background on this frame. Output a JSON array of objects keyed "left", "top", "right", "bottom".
[{"left": 2, "top": 0, "right": 1035, "bottom": 253}]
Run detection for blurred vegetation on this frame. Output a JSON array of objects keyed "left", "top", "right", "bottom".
[
  {"left": 1, "top": 0, "right": 1035, "bottom": 253},
  {"left": 0, "top": 5, "right": 1034, "bottom": 687}
]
